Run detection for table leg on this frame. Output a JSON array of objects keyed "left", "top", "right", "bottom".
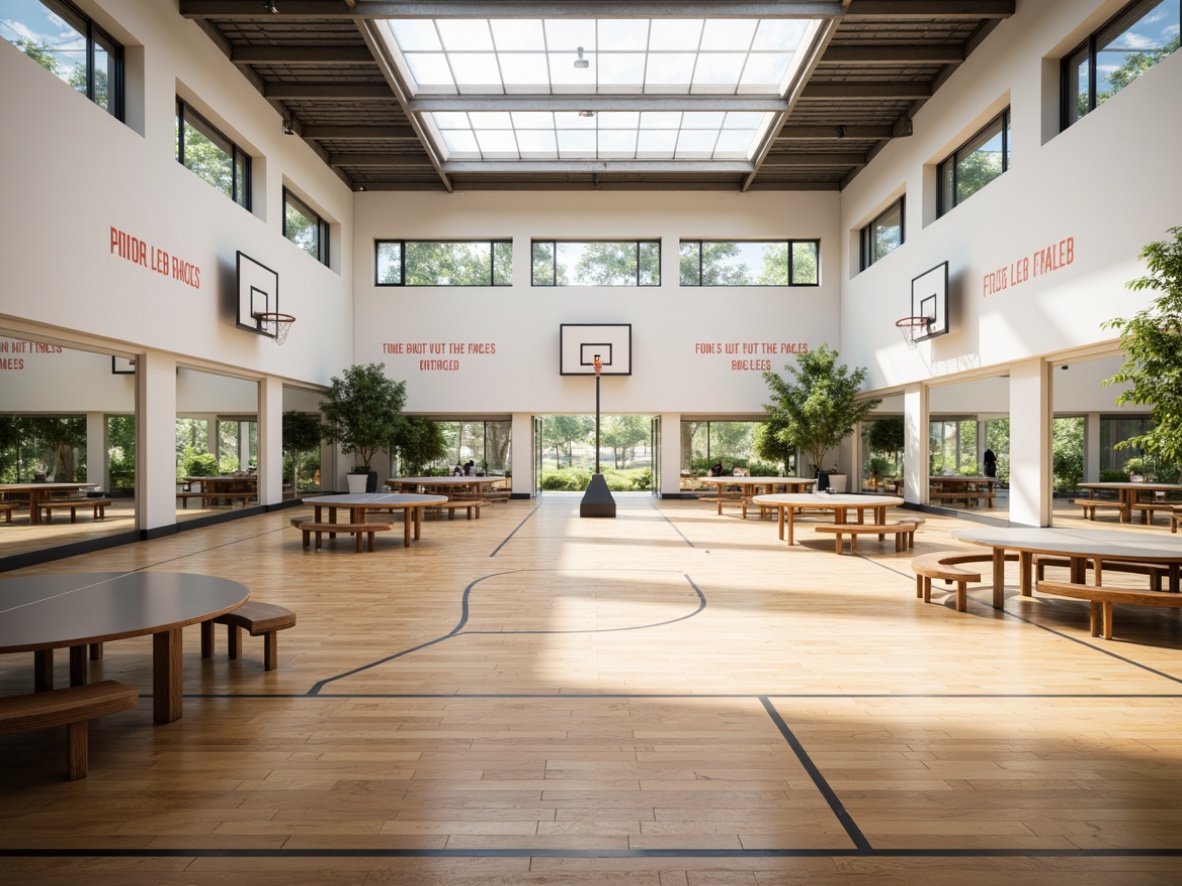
[
  {"left": 1069, "top": 556, "right": 1086, "bottom": 584},
  {"left": 992, "top": 549, "right": 1006, "bottom": 609},
  {"left": 1169, "top": 563, "right": 1179, "bottom": 593},
  {"left": 413, "top": 506, "right": 422, "bottom": 540},
  {"left": 777, "top": 506, "right": 785, "bottom": 541},
  {"left": 34, "top": 649, "right": 53, "bottom": 691},
  {"left": 69, "top": 645, "right": 87, "bottom": 687},
  {"left": 1020, "top": 552, "right": 1033, "bottom": 595},
  {"left": 716, "top": 488, "right": 723, "bottom": 516},
  {"left": 152, "top": 627, "right": 183, "bottom": 723},
  {"left": 403, "top": 509, "right": 412, "bottom": 546},
  {"left": 787, "top": 509, "right": 796, "bottom": 546},
  {"left": 27, "top": 490, "right": 40, "bottom": 525}
]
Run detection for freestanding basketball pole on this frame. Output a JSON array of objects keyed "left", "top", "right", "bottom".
[{"left": 580, "top": 354, "right": 616, "bottom": 517}]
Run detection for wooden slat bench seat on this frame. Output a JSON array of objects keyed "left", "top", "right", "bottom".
[
  {"left": 1173, "top": 506, "right": 1182, "bottom": 534},
  {"left": 912, "top": 551, "right": 1021, "bottom": 612},
  {"left": 0, "top": 681, "right": 138, "bottom": 780},
  {"left": 1034, "top": 554, "right": 1170, "bottom": 592},
  {"left": 814, "top": 521, "right": 919, "bottom": 555},
  {"left": 426, "top": 499, "right": 491, "bottom": 520},
  {"left": 929, "top": 491, "right": 994, "bottom": 507},
  {"left": 1129, "top": 501, "right": 1179, "bottom": 525},
  {"left": 0, "top": 501, "right": 18, "bottom": 523},
  {"left": 1035, "top": 580, "right": 1182, "bottom": 640},
  {"left": 176, "top": 491, "right": 211, "bottom": 508},
  {"left": 290, "top": 517, "right": 392, "bottom": 552},
  {"left": 40, "top": 498, "right": 111, "bottom": 523},
  {"left": 201, "top": 602, "right": 296, "bottom": 671},
  {"left": 1072, "top": 498, "right": 1127, "bottom": 521}
]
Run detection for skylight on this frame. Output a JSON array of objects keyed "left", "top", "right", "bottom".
[{"left": 375, "top": 16, "right": 822, "bottom": 166}]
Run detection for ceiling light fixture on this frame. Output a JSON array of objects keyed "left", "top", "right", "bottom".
[
  {"left": 282, "top": 119, "right": 294, "bottom": 135},
  {"left": 579, "top": 110, "right": 595, "bottom": 118},
  {"left": 263, "top": 1, "right": 278, "bottom": 13},
  {"left": 574, "top": 46, "right": 589, "bottom": 69}
]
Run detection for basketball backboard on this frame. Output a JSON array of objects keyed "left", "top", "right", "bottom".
[
  {"left": 910, "top": 261, "right": 949, "bottom": 341},
  {"left": 236, "top": 251, "right": 280, "bottom": 338},
  {"left": 560, "top": 324, "right": 632, "bottom": 375}
]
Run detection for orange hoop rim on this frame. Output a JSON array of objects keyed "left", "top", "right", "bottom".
[
  {"left": 253, "top": 312, "right": 296, "bottom": 324},
  {"left": 894, "top": 315, "right": 931, "bottom": 329}
]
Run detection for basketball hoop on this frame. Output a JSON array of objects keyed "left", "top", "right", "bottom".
[
  {"left": 253, "top": 312, "right": 295, "bottom": 345},
  {"left": 895, "top": 315, "right": 932, "bottom": 349}
]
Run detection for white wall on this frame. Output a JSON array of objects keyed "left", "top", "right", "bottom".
[
  {"left": 0, "top": 0, "right": 352, "bottom": 387},
  {"left": 352, "top": 190, "right": 841, "bottom": 416},
  {"left": 839, "top": 0, "right": 1182, "bottom": 393}
]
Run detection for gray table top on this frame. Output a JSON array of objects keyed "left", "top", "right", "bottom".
[
  {"left": 698, "top": 476, "right": 815, "bottom": 486},
  {"left": 752, "top": 493, "right": 903, "bottom": 508},
  {"left": 304, "top": 492, "right": 448, "bottom": 507},
  {"left": 0, "top": 571, "right": 249, "bottom": 653},
  {"left": 953, "top": 526, "right": 1182, "bottom": 560}
]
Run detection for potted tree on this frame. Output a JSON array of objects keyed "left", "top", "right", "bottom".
[
  {"left": 283, "top": 410, "right": 323, "bottom": 497},
  {"left": 319, "top": 363, "right": 407, "bottom": 493},
  {"left": 762, "top": 344, "right": 881, "bottom": 493},
  {"left": 390, "top": 415, "right": 448, "bottom": 476}
]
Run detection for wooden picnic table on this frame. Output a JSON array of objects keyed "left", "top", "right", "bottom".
[
  {"left": 0, "top": 482, "right": 99, "bottom": 525},
  {"left": 751, "top": 493, "right": 904, "bottom": 545},
  {"left": 696, "top": 476, "right": 816, "bottom": 516}
]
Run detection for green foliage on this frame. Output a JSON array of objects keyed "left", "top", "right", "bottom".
[
  {"left": 542, "top": 415, "right": 594, "bottom": 467},
  {"left": 753, "top": 420, "right": 794, "bottom": 474},
  {"left": 107, "top": 415, "right": 135, "bottom": 489},
  {"left": 539, "top": 467, "right": 651, "bottom": 491},
  {"left": 1123, "top": 456, "right": 1181, "bottom": 484},
  {"left": 283, "top": 411, "right": 322, "bottom": 457},
  {"left": 1052, "top": 417, "right": 1084, "bottom": 492},
  {"left": 867, "top": 456, "right": 893, "bottom": 479},
  {"left": 985, "top": 419, "right": 1011, "bottom": 485},
  {"left": 1100, "top": 469, "right": 1130, "bottom": 482},
  {"left": 541, "top": 467, "right": 593, "bottom": 491},
  {"left": 1104, "top": 227, "right": 1182, "bottom": 465},
  {"left": 320, "top": 364, "right": 407, "bottom": 469},
  {"left": 393, "top": 416, "right": 448, "bottom": 476},
  {"left": 867, "top": 416, "right": 905, "bottom": 456},
  {"left": 600, "top": 415, "right": 650, "bottom": 469},
  {"left": 762, "top": 344, "right": 881, "bottom": 474},
  {"left": 182, "top": 448, "right": 218, "bottom": 478}
]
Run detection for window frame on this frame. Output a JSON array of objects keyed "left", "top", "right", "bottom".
[
  {"left": 936, "top": 108, "right": 1010, "bottom": 217},
  {"left": 374, "top": 240, "right": 512, "bottom": 287},
  {"left": 175, "top": 98, "right": 252, "bottom": 209},
  {"left": 859, "top": 197, "right": 905, "bottom": 271},
  {"left": 530, "top": 240, "right": 662, "bottom": 287},
  {"left": 4, "top": 0, "right": 124, "bottom": 119},
  {"left": 283, "top": 187, "right": 330, "bottom": 266},
  {"left": 1061, "top": 0, "right": 1180, "bottom": 130},
  {"left": 678, "top": 240, "right": 820, "bottom": 287}
]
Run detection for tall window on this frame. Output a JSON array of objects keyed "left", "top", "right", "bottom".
[
  {"left": 859, "top": 197, "right": 904, "bottom": 270},
  {"left": 937, "top": 109, "right": 1010, "bottom": 216},
  {"left": 1064, "top": 0, "right": 1180, "bottom": 129},
  {"left": 175, "top": 99, "right": 251, "bottom": 209},
  {"left": 376, "top": 241, "right": 511, "bottom": 286},
  {"left": 679, "top": 241, "right": 819, "bottom": 286},
  {"left": 1, "top": 0, "right": 122, "bottom": 119},
  {"left": 284, "top": 188, "right": 329, "bottom": 266},
  {"left": 532, "top": 241, "right": 660, "bottom": 286}
]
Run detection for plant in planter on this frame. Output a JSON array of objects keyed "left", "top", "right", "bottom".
[
  {"left": 390, "top": 415, "right": 447, "bottom": 477},
  {"left": 319, "top": 363, "right": 407, "bottom": 492},
  {"left": 762, "top": 344, "right": 880, "bottom": 491},
  {"left": 283, "top": 410, "right": 323, "bottom": 495}
]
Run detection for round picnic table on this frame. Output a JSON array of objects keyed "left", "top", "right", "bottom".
[
  {"left": 303, "top": 493, "right": 448, "bottom": 547},
  {"left": 751, "top": 493, "right": 904, "bottom": 545},
  {"left": 952, "top": 526, "right": 1182, "bottom": 609},
  {"left": 696, "top": 476, "right": 816, "bottom": 516}
]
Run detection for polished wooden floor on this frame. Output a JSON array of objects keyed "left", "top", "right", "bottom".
[{"left": 1, "top": 494, "right": 1181, "bottom": 884}]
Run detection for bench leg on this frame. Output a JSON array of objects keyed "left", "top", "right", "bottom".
[
  {"left": 227, "top": 625, "right": 242, "bottom": 661},
  {"left": 89, "top": 642, "right": 103, "bottom": 661},
  {"left": 34, "top": 649, "right": 53, "bottom": 692},
  {"left": 301, "top": 528, "right": 311, "bottom": 549},
  {"left": 355, "top": 530, "right": 363, "bottom": 554},
  {"left": 923, "top": 576, "right": 932, "bottom": 603},
  {"left": 69, "top": 507, "right": 77, "bottom": 524},
  {"left": 916, "top": 575, "right": 923, "bottom": 599},
  {"left": 263, "top": 631, "right": 278, "bottom": 671},
  {"left": 955, "top": 581, "right": 967, "bottom": 612},
  {"left": 1101, "top": 601, "right": 1114, "bottom": 640},
  {"left": 850, "top": 534, "right": 858, "bottom": 556},
  {"left": 1089, "top": 602, "right": 1100, "bottom": 638},
  {"left": 66, "top": 720, "right": 89, "bottom": 780},
  {"left": 69, "top": 645, "right": 87, "bottom": 687},
  {"left": 367, "top": 529, "right": 376, "bottom": 552}
]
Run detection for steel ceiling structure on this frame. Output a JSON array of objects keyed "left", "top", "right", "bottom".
[{"left": 179, "top": 0, "right": 1015, "bottom": 192}]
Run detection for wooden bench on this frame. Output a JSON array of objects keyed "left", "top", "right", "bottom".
[
  {"left": 0, "top": 501, "right": 18, "bottom": 523},
  {"left": 1130, "top": 501, "right": 1179, "bottom": 525},
  {"left": 1072, "top": 498, "right": 1127, "bottom": 521},
  {"left": 40, "top": 498, "right": 112, "bottom": 523},
  {"left": 814, "top": 521, "right": 919, "bottom": 555},
  {"left": 176, "top": 491, "right": 212, "bottom": 508},
  {"left": 912, "top": 551, "right": 1020, "bottom": 612},
  {"left": 201, "top": 602, "right": 296, "bottom": 671},
  {"left": 290, "top": 517, "right": 392, "bottom": 552},
  {"left": 1173, "top": 507, "right": 1182, "bottom": 534},
  {"left": 929, "top": 491, "right": 994, "bottom": 508},
  {"left": 1034, "top": 554, "right": 1170, "bottom": 592},
  {"left": 1035, "top": 580, "right": 1182, "bottom": 640},
  {"left": 0, "top": 681, "right": 138, "bottom": 780},
  {"left": 426, "top": 499, "right": 491, "bottom": 520}
]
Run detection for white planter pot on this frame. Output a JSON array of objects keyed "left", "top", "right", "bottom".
[
  {"left": 827, "top": 474, "right": 848, "bottom": 493},
  {"left": 346, "top": 473, "right": 369, "bottom": 494}
]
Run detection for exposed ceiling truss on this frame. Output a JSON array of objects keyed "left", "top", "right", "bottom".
[{"left": 179, "top": 0, "right": 1015, "bottom": 192}]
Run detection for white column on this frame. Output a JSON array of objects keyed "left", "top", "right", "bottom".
[
  {"left": 1085, "top": 412, "right": 1101, "bottom": 482},
  {"left": 660, "top": 412, "right": 682, "bottom": 497},
  {"left": 258, "top": 376, "right": 282, "bottom": 506},
  {"left": 902, "top": 384, "right": 927, "bottom": 505},
  {"left": 137, "top": 351, "right": 177, "bottom": 532},
  {"left": 510, "top": 412, "right": 533, "bottom": 497},
  {"left": 1009, "top": 358, "right": 1053, "bottom": 527},
  {"left": 86, "top": 412, "right": 106, "bottom": 494}
]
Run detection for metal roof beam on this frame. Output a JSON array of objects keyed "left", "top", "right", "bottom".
[
  {"left": 821, "top": 44, "right": 964, "bottom": 64},
  {"left": 329, "top": 152, "right": 435, "bottom": 166},
  {"left": 230, "top": 45, "right": 376, "bottom": 64},
  {"left": 441, "top": 159, "right": 756, "bottom": 174},
  {"left": 777, "top": 124, "right": 892, "bottom": 139},
  {"left": 761, "top": 152, "right": 866, "bottom": 166},
  {"left": 263, "top": 82, "right": 393, "bottom": 99},
  {"left": 181, "top": 1, "right": 847, "bottom": 19},
  {"left": 301, "top": 124, "right": 418, "bottom": 139},
  {"left": 844, "top": 0, "right": 1014, "bottom": 18},
  {"left": 800, "top": 81, "right": 930, "bottom": 100},
  {"left": 408, "top": 95, "right": 788, "bottom": 113}
]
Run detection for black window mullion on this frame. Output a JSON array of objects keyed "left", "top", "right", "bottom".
[{"left": 698, "top": 243, "right": 703, "bottom": 287}]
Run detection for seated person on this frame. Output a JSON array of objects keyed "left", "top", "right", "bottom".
[
  {"left": 709, "top": 459, "right": 725, "bottom": 477},
  {"left": 463, "top": 460, "right": 476, "bottom": 476}
]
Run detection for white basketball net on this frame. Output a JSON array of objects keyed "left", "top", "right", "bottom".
[
  {"left": 896, "top": 316, "right": 932, "bottom": 350},
  {"left": 254, "top": 312, "right": 295, "bottom": 345}
]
